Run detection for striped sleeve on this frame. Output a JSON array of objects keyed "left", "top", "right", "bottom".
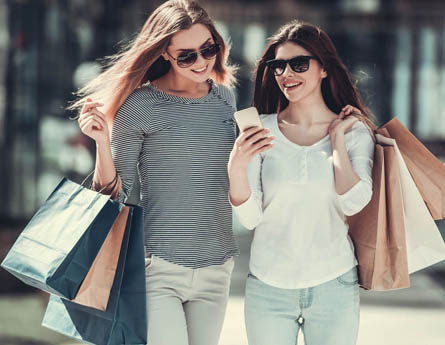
[
  {"left": 110, "top": 91, "right": 150, "bottom": 203},
  {"left": 215, "top": 83, "right": 237, "bottom": 111}
]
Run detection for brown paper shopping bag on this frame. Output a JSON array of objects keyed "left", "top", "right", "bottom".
[
  {"left": 378, "top": 118, "right": 445, "bottom": 220},
  {"left": 72, "top": 206, "right": 129, "bottom": 310},
  {"left": 348, "top": 143, "right": 410, "bottom": 290},
  {"left": 376, "top": 134, "right": 445, "bottom": 274}
]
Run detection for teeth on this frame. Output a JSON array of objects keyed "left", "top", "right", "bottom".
[
  {"left": 284, "top": 82, "right": 301, "bottom": 88},
  {"left": 193, "top": 66, "right": 207, "bottom": 72}
]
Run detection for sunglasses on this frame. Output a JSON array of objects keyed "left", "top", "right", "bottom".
[
  {"left": 266, "top": 55, "right": 319, "bottom": 76},
  {"left": 166, "top": 43, "right": 221, "bottom": 68}
]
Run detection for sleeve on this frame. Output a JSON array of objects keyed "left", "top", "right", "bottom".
[
  {"left": 216, "top": 83, "right": 237, "bottom": 111},
  {"left": 230, "top": 153, "right": 264, "bottom": 230},
  {"left": 110, "top": 93, "right": 148, "bottom": 203},
  {"left": 337, "top": 121, "right": 375, "bottom": 216},
  {"left": 227, "top": 87, "right": 237, "bottom": 112}
]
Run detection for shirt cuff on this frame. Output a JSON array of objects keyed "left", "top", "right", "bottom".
[
  {"left": 337, "top": 180, "right": 372, "bottom": 216},
  {"left": 228, "top": 193, "right": 262, "bottom": 230}
]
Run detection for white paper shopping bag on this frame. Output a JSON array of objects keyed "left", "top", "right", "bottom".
[{"left": 376, "top": 134, "right": 445, "bottom": 273}]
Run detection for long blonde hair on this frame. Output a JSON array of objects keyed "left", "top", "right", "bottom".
[{"left": 69, "top": 0, "right": 236, "bottom": 121}]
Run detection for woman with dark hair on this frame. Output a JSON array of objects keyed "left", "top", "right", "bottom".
[
  {"left": 76, "top": 1, "right": 238, "bottom": 344},
  {"left": 228, "top": 20, "right": 375, "bottom": 345}
]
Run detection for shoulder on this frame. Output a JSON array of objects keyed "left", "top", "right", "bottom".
[
  {"left": 349, "top": 120, "right": 373, "bottom": 140},
  {"left": 212, "top": 82, "right": 237, "bottom": 111},
  {"left": 114, "top": 86, "right": 158, "bottom": 127},
  {"left": 346, "top": 119, "right": 375, "bottom": 153},
  {"left": 123, "top": 85, "right": 159, "bottom": 109},
  {"left": 116, "top": 85, "right": 159, "bottom": 116}
]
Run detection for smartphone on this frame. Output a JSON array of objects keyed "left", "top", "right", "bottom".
[{"left": 234, "top": 107, "right": 263, "bottom": 131}]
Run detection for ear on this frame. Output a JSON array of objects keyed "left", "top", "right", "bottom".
[
  {"left": 321, "top": 68, "right": 328, "bottom": 79},
  {"left": 161, "top": 52, "right": 169, "bottom": 61}
]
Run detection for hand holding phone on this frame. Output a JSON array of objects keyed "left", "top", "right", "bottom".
[{"left": 234, "top": 107, "right": 263, "bottom": 131}]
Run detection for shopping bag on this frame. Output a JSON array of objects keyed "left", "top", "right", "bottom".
[
  {"left": 42, "top": 205, "right": 147, "bottom": 345},
  {"left": 378, "top": 118, "right": 445, "bottom": 220},
  {"left": 348, "top": 141, "right": 410, "bottom": 290},
  {"left": 1, "top": 178, "right": 122, "bottom": 300},
  {"left": 376, "top": 134, "right": 445, "bottom": 273},
  {"left": 73, "top": 206, "right": 129, "bottom": 310}
]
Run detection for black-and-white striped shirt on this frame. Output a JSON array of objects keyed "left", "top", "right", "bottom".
[{"left": 110, "top": 80, "right": 239, "bottom": 268}]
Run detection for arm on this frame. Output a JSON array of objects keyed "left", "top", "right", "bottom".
[
  {"left": 108, "top": 96, "right": 146, "bottom": 202},
  {"left": 78, "top": 98, "right": 118, "bottom": 196},
  {"left": 228, "top": 126, "right": 273, "bottom": 229},
  {"left": 330, "top": 120, "right": 374, "bottom": 216},
  {"left": 331, "top": 132, "right": 360, "bottom": 195},
  {"left": 78, "top": 95, "right": 145, "bottom": 201},
  {"left": 229, "top": 153, "right": 264, "bottom": 229}
]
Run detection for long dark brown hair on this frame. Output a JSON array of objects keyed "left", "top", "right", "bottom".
[
  {"left": 253, "top": 20, "right": 375, "bottom": 129},
  {"left": 69, "top": 0, "right": 236, "bottom": 122}
]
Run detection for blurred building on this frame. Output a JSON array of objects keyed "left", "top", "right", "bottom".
[{"left": 0, "top": 0, "right": 444, "bottom": 222}]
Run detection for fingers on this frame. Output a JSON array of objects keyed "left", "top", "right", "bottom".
[
  {"left": 248, "top": 135, "right": 274, "bottom": 154},
  {"left": 234, "top": 126, "right": 274, "bottom": 159},
  {"left": 238, "top": 126, "right": 264, "bottom": 142},
  {"left": 255, "top": 143, "right": 274, "bottom": 154},
  {"left": 81, "top": 98, "right": 104, "bottom": 115},
  {"left": 79, "top": 108, "right": 106, "bottom": 123},
  {"left": 78, "top": 107, "right": 108, "bottom": 133},
  {"left": 341, "top": 105, "right": 362, "bottom": 117},
  {"left": 244, "top": 128, "right": 271, "bottom": 146},
  {"left": 80, "top": 117, "right": 104, "bottom": 132}
]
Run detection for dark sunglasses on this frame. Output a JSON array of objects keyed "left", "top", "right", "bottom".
[
  {"left": 166, "top": 43, "right": 221, "bottom": 68},
  {"left": 266, "top": 55, "right": 319, "bottom": 76}
]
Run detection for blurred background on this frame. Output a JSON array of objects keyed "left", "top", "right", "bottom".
[{"left": 0, "top": 0, "right": 444, "bottom": 344}]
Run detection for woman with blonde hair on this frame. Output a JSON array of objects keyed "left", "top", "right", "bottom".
[
  {"left": 75, "top": 1, "right": 238, "bottom": 344},
  {"left": 229, "top": 20, "right": 375, "bottom": 345}
]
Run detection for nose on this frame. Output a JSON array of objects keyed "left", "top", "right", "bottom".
[
  {"left": 281, "top": 62, "right": 295, "bottom": 78},
  {"left": 194, "top": 52, "right": 206, "bottom": 66}
]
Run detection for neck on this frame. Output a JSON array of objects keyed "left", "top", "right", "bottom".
[
  {"left": 163, "top": 69, "right": 206, "bottom": 92},
  {"left": 280, "top": 88, "right": 335, "bottom": 127}
]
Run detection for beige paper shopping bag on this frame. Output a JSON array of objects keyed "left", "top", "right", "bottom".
[
  {"left": 348, "top": 142, "right": 410, "bottom": 290},
  {"left": 378, "top": 118, "right": 445, "bottom": 220},
  {"left": 376, "top": 134, "right": 445, "bottom": 273},
  {"left": 72, "top": 206, "right": 129, "bottom": 310}
]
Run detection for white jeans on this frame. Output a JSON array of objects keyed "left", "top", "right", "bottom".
[{"left": 145, "top": 255, "right": 235, "bottom": 345}]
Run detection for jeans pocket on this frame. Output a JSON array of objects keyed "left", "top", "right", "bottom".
[{"left": 336, "top": 267, "right": 359, "bottom": 286}]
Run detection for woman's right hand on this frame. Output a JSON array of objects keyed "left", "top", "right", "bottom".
[
  {"left": 228, "top": 126, "right": 274, "bottom": 175},
  {"left": 78, "top": 98, "right": 109, "bottom": 145}
]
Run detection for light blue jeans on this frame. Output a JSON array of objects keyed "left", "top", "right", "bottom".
[{"left": 244, "top": 267, "right": 360, "bottom": 345}]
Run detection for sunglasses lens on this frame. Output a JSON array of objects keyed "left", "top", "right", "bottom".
[
  {"left": 177, "top": 52, "right": 198, "bottom": 67},
  {"left": 289, "top": 57, "right": 310, "bottom": 73},
  {"left": 268, "top": 61, "right": 286, "bottom": 76},
  {"left": 201, "top": 44, "right": 220, "bottom": 60}
]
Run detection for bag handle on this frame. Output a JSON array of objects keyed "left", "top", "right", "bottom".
[{"left": 81, "top": 170, "right": 119, "bottom": 195}]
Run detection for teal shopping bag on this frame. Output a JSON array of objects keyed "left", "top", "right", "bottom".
[
  {"left": 1, "top": 178, "right": 122, "bottom": 299},
  {"left": 42, "top": 205, "right": 147, "bottom": 345}
]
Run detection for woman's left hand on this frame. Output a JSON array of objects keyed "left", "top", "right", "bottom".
[{"left": 328, "top": 105, "right": 362, "bottom": 136}]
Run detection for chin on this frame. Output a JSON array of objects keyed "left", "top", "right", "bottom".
[
  {"left": 283, "top": 92, "right": 303, "bottom": 103},
  {"left": 189, "top": 72, "right": 212, "bottom": 83}
]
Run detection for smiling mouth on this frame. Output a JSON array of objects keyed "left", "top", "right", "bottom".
[
  {"left": 283, "top": 82, "right": 303, "bottom": 90},
  {"left": 192, "top": 65, "right": 208, "bottom": 73}
]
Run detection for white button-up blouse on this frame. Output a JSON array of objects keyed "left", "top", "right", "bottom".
[{"left": 232, "top": 114, "right": 375, "bottom": 289}]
